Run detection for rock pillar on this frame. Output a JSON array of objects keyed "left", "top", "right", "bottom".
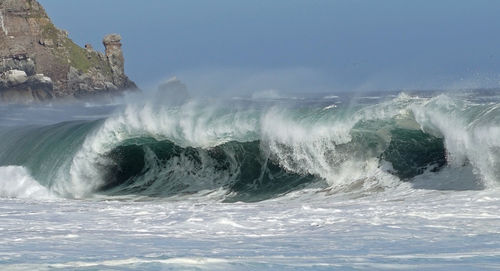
[{"left": 103, "top": 34, "right": 125, "bottom": 86}]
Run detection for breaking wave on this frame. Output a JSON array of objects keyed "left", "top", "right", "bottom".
[
  {"left": 1, "top": 92, "right": 499, "bottom": 201},
  {"left": 0, "top": 166, "right": 53, "bottom": 199}
]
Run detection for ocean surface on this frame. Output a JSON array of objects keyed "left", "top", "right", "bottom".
[{"left": 1, "top": 90, "right": 500, "bottom": 270}]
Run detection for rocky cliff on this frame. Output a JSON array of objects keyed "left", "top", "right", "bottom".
[{"left": 0, "top": 0, "right": 137, "bottom": 103}]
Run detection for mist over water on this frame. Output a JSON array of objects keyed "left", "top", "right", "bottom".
[
  {"left": 1, "top": 84, "right": 500, "bottom": 270},
  {"left": 4, "top": 0, "right": 500, "bottom": 268}
]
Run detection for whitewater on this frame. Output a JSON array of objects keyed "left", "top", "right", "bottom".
[{"left": 1, "top": 90, "right": 500, "bottom": 270}]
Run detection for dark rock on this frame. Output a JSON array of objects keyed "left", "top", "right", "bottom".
[
  {"left": 156, "top": 77, "right": 190, "bottom": 105},
  {"left": 0, "top": 0, "right": 137, "bottom": 103},
  {"left": 0, "top": 54, "right": 35, "bottom": 76},
  {"left": 0, "top": 71, "right": 53, "bottom": 103},
  {"left": 102, "top": 34, "right": 136, "bottom": 90}
]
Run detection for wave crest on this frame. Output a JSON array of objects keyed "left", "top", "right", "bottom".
[
  {"left": 61, "top": 93, "right": 452, "bottom": 199},
  {"left": 6, "top": 92, "right": 497, "bottom": 200}
]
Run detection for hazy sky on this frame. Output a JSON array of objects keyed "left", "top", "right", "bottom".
[{"left": 39, "top": 0, "right": 500, "bottom": 94}]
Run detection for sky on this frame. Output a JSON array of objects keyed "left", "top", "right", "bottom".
[{"left": 38, "top": 0, "right": 500, "bottom": 95}]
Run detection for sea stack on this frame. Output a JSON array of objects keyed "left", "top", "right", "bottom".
[
  {"left": 156, "top": 77, "right": 190, "bottom": 105},
  {"left": 103, "top": 34, "right": 128, "bottom": 89},
  {"left": 0, "top": 0, "right": 137, "bottom": 103}
]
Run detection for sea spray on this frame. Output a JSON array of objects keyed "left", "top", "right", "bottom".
[
  {"left": 61, "top": 93, "right": 450, "bottom": 199},
  {"left": 412, "top": 94, "right": 500, "bottom": 187},
  {"left": 0, "top": 166, "right": 53, "bottom": 199},
  {"left": 1, "top": 92, "right": 500, "bottom": 200}
]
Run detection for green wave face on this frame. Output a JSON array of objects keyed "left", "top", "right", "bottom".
[
  {"left": 5, "top": 93, "right": 500, "bottom": 201},
  {"left": 380, "top": 128, "right": 446, "bottom": 179},
  {"left": 0, "top": 119, "right": 448, "bottom": 201},
  {"left": 102, "top": 139, "right": 321, "bottom": 202},
  {"left": 98, "top": 125, "right": 446, "bottom": 202},
  {"left": 0, "top": 120, "right": 101, "bottom": 188}
]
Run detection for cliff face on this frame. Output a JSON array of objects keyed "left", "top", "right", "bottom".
[{"left": 0, "top": 0, "right": 136, "bottom": 103}]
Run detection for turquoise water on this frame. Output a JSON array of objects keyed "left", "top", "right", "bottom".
[{"left": 0, "top": 91, "right": 500, "bottom": 270}]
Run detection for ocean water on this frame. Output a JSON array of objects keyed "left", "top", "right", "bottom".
[{"left": 1, "top": 90, "right": 500, "bottom": 270}]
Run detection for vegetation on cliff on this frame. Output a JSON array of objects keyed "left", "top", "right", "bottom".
[{"left": 0, "top": 0, "right": 136, "bottom": 102}]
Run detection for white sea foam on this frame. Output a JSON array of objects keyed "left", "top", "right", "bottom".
[
  {"left": 260, "top": 93, "right": 418, "bottom": 189},
  {"left": 1, "top": 93, "right": 500, "bottom": 270},
  {"left": 61, "top": 93, "right": 425, "bottom": 197},
  {"left": 61, "top": 100, "right": 260, "bottom": 197},
  {"left": 0, "top": 166, "right": 53, "bottom": 199},
  {"left": 412, "top": 94, "right": 500, "bottom": 187},
  {"left": 60, "top": 92, "right": 500, "bottom": 198},
  {"left": 1, "top": 186, "right": 499, "bottom": 270},
  {"left": 322, "top": 104, "right": 337, "bottom": 110},
  {"left": 323, "top": 95, "right": 339, "bottom": 99}
]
